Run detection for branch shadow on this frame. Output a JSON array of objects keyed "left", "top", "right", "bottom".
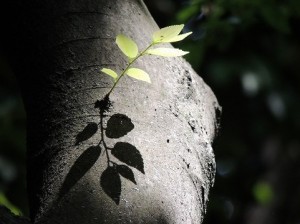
[{"left": 58, "top": 96, "right": 145, "bottom": 205}]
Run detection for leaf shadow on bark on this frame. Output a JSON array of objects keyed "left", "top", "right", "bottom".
[
  {"left": 75, "top": 122, "right": 98, "bottom": 145},
  {"left": 58, "top": 145, "right": 102, "bottom": 200},
  {"left": 58, "top": 96, "right": 145, "bottom": 205}
]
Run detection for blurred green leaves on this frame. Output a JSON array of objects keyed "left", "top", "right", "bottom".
[
  {"left": 0, "top": 192, "right": 22, "bottom": 215},
  {"left": 0, "top": 57, "right": 28, "bottom": 215},
  {"left": 144, "top": 0, "right": 300, "bottom": 224},
  {"left": 253, "top": 182, "right": 274, "bottom": 206}
]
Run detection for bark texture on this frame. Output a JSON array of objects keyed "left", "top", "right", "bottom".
[{"left": 8, "top": 0, "right": 220, "bottom": 223}]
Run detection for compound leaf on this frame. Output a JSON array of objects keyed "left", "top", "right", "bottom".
[
  {"left": 116, "top": 34, "right": 138, "bottom": 58},
  {"left": 146, "top": 48, "right": 189, "bottom": 57},
  {"left": 101, "top": 68, "right": 118, "bottom": 81},
  {"left": 126, "top": 68, "right": 151, "bottom": 83}
]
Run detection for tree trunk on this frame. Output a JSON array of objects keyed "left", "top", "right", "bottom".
[{"left": 6, "top": 0, "right": 220, "bottom": 223}]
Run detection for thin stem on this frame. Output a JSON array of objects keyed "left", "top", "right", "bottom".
[{"left": 106, "top": 42, "right": 155, "bottom": 96}]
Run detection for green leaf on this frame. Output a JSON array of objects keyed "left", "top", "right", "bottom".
[
  {"left": 253, "top": 182, "right": 273, "bottom": 205},
  {"left": 0, "top": 193, "right": 22, "bottom": 215},
  {"left": 163, "top": 32, "right": 192, "bottom": 43},
  {"left": 177, "top": 7, "right": 198, "bottom": 22},
  {"left": 146, "top": 48, "right": 189, "bottom": 57},
  {"left": 152, "top": 24, "right": 184, "bottom": 43},
  {"left": 126, "top": 68, "right": 151, "bottom": 83},
  {"left": 116, "top": 34, "right": 138, "bottom": 58},
  {"left": 101, "top": 68, "right": 118, "bottom": 81}
]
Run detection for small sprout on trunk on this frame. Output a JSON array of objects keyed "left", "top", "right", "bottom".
[{"left": 101, "top": 24, "right": 192, "bottom": 97}]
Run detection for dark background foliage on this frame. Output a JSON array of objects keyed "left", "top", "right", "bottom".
[{"left": 1, "top": 0, "right": 300, "bottom": 223}]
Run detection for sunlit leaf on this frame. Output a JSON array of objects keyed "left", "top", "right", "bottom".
[
  {"left": 146, "top": 48, "right": 189, "bottom": 57},
  {"left": 152, "top": 24, "right": 184, "bottom": 43},
  {"left": 116, "top": 34, "right": 138, "bottom": 58},
  {"left": 111, "top": 142, "right": 144, "bottom": 174},
  {"left": 126, "top": 68, "right": 151, "bottom": 83},
  {"left": 163, "top": 32, "right": 192, "bottom": 43},
  {"left": 101, "top": 68, "right": 118, "bottom": 81}
]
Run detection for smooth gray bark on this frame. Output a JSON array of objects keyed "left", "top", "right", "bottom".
[{"left": 8, "top": 0, "right": 220, "bottom": 223}]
